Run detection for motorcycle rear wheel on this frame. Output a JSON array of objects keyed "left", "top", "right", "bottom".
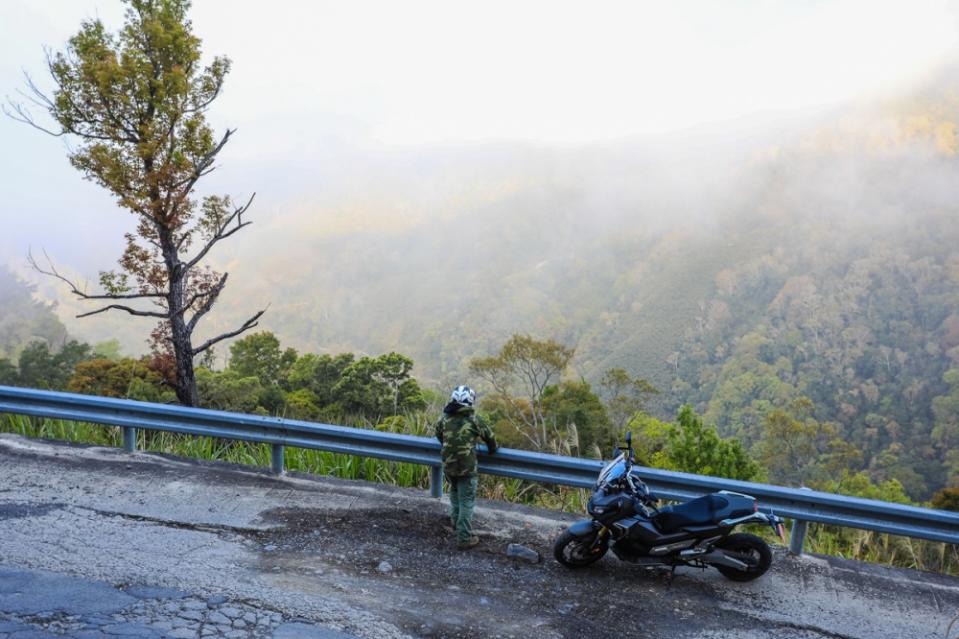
[
  {"left": 553, "top": 528, "right": 608, "bottom": 568},
  {"left": 713, "top": 532, "right": 772, "bottom": 582}
]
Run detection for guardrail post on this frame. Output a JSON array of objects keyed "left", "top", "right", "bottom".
[
  {"left": 790, "top": 518, "right": 808, "bottom": 555},
  {"left": 789, "top": 486, "right": 813, "bottom": 555},
  {"left": 122, "top": 427, "right": 136, "bottom": 453},
  {"left": 789, "top": 519, "right": 809, "bottom": 555},
  {"left": 271, "top": 443, "right": 285, "bottom": 475},
  {"left": 430, "top": 465, "right": 443, "bottom": 498}
]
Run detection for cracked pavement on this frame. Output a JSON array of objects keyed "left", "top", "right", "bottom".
[
  {"left": 0, "top": 566, "right": 352, "bottom": 638},
  {"left": 0, "top": 433, "right": 957, "bottom": 639}
]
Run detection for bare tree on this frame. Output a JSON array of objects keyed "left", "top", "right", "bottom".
[{"left": 7, "top": 0, "right": 264, "bottom": 405}]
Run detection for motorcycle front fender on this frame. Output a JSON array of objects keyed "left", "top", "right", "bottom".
[{"left": 568, "top": 519, "right": 600, "bottom": 536}]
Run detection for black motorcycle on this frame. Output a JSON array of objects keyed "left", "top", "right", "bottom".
[{"left": 554, "top": 432, "right": 786, "bottom": 582}]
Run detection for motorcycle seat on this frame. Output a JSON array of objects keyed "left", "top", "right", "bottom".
[{"left": 652, "top": 493, "right": 753, "bottom": 533}]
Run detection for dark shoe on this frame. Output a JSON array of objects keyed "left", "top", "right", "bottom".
[{"left": 457, "top": 536, "right": 480, "bottom": 550}]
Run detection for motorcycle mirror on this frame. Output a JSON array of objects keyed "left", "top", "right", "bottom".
[{"left": 625, "top": 431, "right": 632, "bottom": 446}]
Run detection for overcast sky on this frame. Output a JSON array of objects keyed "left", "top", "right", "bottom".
[{"left": 1, "top": 0, "right": 958, "bottom": 276}]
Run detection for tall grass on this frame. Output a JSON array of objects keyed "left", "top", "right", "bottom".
[
  {"left": 2, "top": 412, "right": 956, "bottom": 575},
  {"left": 3, "top": 414, "right": 120, "bottom": 447},
  {"left": 802, "top": 522, "right": 959, "bottom": 575}
]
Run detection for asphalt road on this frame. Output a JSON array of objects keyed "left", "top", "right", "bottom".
[
  {"left": 0, "top": 433, "right": 957, "bottom": 639},
  {"left": 0, "top": 565, "right": 355, "bottom": 638}
]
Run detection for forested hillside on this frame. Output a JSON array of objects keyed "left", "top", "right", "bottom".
[
  {"left": 668, "top": 153, "right": 959, "bottom": 500},
  {"left": 219, "top": 83, "right": 958, "bottom": 499},
  {"left": 25, "top": 70, "right": 959, "bottom": 500},
  {"left": 0, "top": 267, "right": 69, "bottom": 360}
]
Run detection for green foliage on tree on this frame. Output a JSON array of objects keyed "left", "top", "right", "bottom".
[
  {"left": 68, "top": 357, "right": 171, "bottom": 402},
  {"left": 287, "top": 352, "right": 355, "bottom": 406},
  {"left": 815, "top": 470, "right": 912, "bottom": 504},
  {"left": 9, "top": 0, "right": 264, "bottom": 407},
  {"left": 541, "top": 380, "right": 613, "bottom": 457},
  {"left": 17, "top": 340, "right": 93, "bottom": 390},
  {"left": 228, "top": 332, "right": 297, "bottom": 388},
  {"left": 470, "top": 334, "right": 575, "bottom": 451},
  {"left": 663, "top": 405, "right": 759, "bottom": 481},
  {"left": 331, "top": 352, "right": 426, "bottom": 418},
  {"left": 0, "top": 326, "right": 138, "bottom": 393},
  {"left": 92, "top": 339, "right": 124, "bottom": 361},
  {"left": 179, "top": 331, "right": 429, "bottom": 422},
  {"left": 618, "top": 406, "right": 760, "bottom": 481},
  {"left": 755, "top": 397, "right": 862, "bottom": 486},
  {"left": 195, "top": 368, "right": 265, "bottom": 414},
  {"left": 626, "top": 412, "right": 673, "bottom": 467},
  {"left": 931, "top": 487, "right": 959, "bottom": 512},
  {"left": 0, "top": 359, "right": 19, "bottom": 385},
  {"left": 284, "top": 388, "right": 322, "bottom": 421}
]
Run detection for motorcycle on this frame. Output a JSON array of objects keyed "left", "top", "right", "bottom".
[{"left": 553, "top": 432, "right": 786, "bottom": 582}]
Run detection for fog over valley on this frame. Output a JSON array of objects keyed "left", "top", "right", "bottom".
[{"left": 3, "top": 1, "right": 959, "bottom": 504}]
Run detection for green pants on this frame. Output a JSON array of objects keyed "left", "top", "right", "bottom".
[{"left": 447, "top": 474, "right": 478, "bottom": 544}]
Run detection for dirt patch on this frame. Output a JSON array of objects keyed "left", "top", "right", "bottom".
[{"left": 245, "top": 503, "right": 752, "bottom": 639}]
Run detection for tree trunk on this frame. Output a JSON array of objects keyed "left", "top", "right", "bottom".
[
  {"left": 160, "top": 227, "right": 199, "bottom": 407},
  {"left": 170, "top": 310, "right": 198, "bottom": 407}
]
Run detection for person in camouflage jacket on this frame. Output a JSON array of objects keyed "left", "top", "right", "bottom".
[{"left": 434, "top": 385, "right": 497, "bottom": 549}]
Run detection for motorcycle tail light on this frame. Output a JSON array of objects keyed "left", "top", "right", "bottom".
[{"left": 753, "top": 501, "right": 758, "bottom": 512}]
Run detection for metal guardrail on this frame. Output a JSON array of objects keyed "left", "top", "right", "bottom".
[{"left": 1, "top": 385, "right": 957, "bottom": 554}]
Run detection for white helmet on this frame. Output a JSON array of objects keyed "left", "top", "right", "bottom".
[{"left": 450, "top": 385, "right": 476, "bottom": 406}]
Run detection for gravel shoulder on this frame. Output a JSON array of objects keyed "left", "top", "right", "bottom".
[{"left": 0, "top": 433, "right": 956, "bottom": 639}]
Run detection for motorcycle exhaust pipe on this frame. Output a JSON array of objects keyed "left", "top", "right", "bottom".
[{"left": 699, "top": 550, "right": 748, "bottom": 571}]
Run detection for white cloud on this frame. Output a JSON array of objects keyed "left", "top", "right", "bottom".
[{"left": 4, "top": 0, "right": 956, "bottom": 148}]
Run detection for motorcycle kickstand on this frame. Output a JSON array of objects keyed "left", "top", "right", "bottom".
[{"left": 665, "top": 565, "right": 677, "bottom": 589}]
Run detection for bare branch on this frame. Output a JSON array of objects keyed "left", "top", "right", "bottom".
[
  {"left": 3, "top": 101, "right": 66, "bottom": 138},
  {"left": 28, "top": 249, "right": 166, "bottom": 301},
  {"left": 20, "top": 71, "right": 56, "bottom": 110},
  {"left": 191, "top": 307, "right": 267, "bottom": 356},
  {"left": 4, "top": 98, "right": 122, "bottom": 142},
  {"left": 184, "top": 192, "right": 254, "bottom": 271},
  {"left": 178, "top": 281, "right": 212, "bottom": 315},
  {"left": 77, "top": 304, "right": 168, "bottom": 319},
  {"left": 5, "top": 68, "right": 127, "bottom": 142},
  {"left": 184, "top": 272, "right": 228, "bottom": 330}
]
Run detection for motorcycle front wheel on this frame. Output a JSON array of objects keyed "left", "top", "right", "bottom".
[
  {"left": 553, "top": 528, "right": 609, "bottom": 568},
  {"left": 713, "top": 532, "right": 772, "bottom": 582}
]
